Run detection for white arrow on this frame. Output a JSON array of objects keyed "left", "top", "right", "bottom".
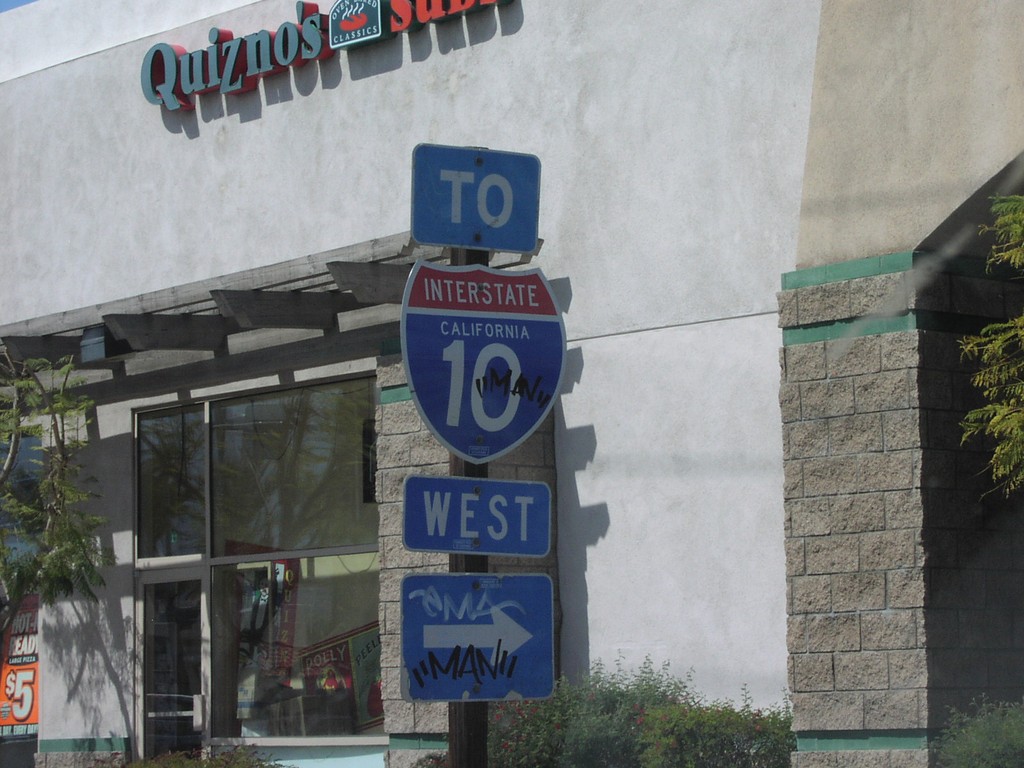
[{"left": 423, "top": 607, "right": 533, "bottom": 655}]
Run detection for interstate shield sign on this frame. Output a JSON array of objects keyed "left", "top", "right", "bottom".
[{"left": 400, "top": 262, "right": 566, "bottom": 464}]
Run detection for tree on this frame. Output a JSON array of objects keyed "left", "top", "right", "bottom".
[
  {"left": 960, "top": 195, "right": 1024, "bottom": 495},
  {"left": 0, "top": 348, "right": 112, "bottom": 634}
]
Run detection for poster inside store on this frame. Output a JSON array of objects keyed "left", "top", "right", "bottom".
[{"left": 0, "top": 595, "right": 39, "bottom": 737}]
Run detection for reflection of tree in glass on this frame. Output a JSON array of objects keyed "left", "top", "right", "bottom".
[
  {"left": 212, "top": 381, "right": 377, "bottom": 555},
  {"left": 138, "top": 408, "right": 206, "bottom": 557},
  {"left": 2, "top": 435, "right": 41, "bottom": 512}
]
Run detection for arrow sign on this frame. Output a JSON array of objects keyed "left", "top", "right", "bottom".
[
  {"left": 424, "top": 606, "right": 534, "bottom": 655},
  {"left": 402, "top": 573, "right": 554, "bottom": 702}
]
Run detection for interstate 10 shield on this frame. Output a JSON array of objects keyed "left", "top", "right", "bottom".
[{"left": 400, "top": 262, "right": 566, "bottom": 464}]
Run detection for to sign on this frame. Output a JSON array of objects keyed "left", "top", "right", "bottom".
[
  {"left": 401, "top": 573, "right": 554, "bottom": 701},
  {"left": 401, "top": 262, "right": 566, "bottom": 464},
  {"left": 411, "top": 144, "right": 541, "bottom": 253},
  {"left": 404, "top": 475, "right": 551, "bottom": 557}
]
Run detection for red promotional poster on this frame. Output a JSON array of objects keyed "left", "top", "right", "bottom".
[
  {"left": 299, "top": 622, "right": 382, "bottom": 734},
  {"left": 0, "top": 595, "right": 40, "bottom": 737}
]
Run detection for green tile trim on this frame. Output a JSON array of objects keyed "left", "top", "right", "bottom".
[
  {"left": 38, "top": 737, "right": 130, "bottom": 753},
  {"left": 781, "top": 252, "right": 915, "bottom": 290},
  {"left": 782, "top": 309, "right": 996, "bottom": 346},
  {"left": 380, "top": 384, "right": 412, "bottom": 404},
  {"left": 380, "top": 337, "right": 402, "bottom": 356},
  {"left": 389, "top": 733, "right": 448, "bottom": 750},
  {"left": 797, "top": 729, "right": 933, "bottom": 752},
  {"left": 780, "top": 250, "right": 1009, "bottom": 290},
  {"left": 782, "top": 313, "right": 916, "bottom": 345}
]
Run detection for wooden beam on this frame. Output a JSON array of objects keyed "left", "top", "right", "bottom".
[
  {"left": 2, "top": 335, "right": 82, "bottom": 363},
  {"left": 104, "top": 313, "right": 240, "bottom": 351},
  {"left": 74, "top": 324, "right": 399, "bottom": 404},
  {"left": 0, "top": 232, "right": 444, "bottom": 340},
  {"left": 211, "top": 290, "right": 368, "bottom": 330},
  {"left": 326, "top": 261, "right": 411, "bottom": 304}
]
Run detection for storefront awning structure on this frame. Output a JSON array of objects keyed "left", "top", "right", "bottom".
[{"left": 0, "top": 232, "right": 534, "bottom": 404}]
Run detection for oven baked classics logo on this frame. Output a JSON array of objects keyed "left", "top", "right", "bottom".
[{"left": 329, "top": 0, "right": 389, "bottom": 50}]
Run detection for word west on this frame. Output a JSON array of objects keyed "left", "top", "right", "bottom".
[
  {"left": 142, "top": 0, "right": 516, "bottom": 111},
  {"left": 410, "top": 640, "right": 518, "bottom": 688},
  {"left": 422, "top": 489, "right": 536, "bottom": 542}
]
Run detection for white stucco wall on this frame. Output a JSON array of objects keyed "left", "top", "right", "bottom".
[
  {"left": 558, "top": 315, "right": 788, "bottom": 702},
  {"left": 0, "top": 0, "right": 820, "bottom": 717}
]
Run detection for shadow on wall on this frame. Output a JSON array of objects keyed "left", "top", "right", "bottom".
[
  {"left": 157, "top": 2, "right": 526, "bottom": 137},
  {"left": 42, "top": 427, "right": 135, "bottom": 744},
  {"left": 922, "top": 487, "right": 1024, "bottom": 728},
  {"left": 913, "top": 150, "right": 1024, "bottom": 729},
  {"left": 553, "top": 341, "right": 610, "bottom": 682},
  {"left": 916, "top": 150, "right": 1024, "bottom": 260}
]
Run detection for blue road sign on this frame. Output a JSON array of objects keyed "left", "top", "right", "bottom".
[
  {"left": 402, "top": 573, "right": 554, "bottom": 702},
  {"left": 404, "top": 475, "right": 551, "bottom": 557},
  {"left": 411, "top": 143, "right": 541, "bottom": 253},
  {"left": 400, "top": 261, "right": 566, "bottom": 464}
]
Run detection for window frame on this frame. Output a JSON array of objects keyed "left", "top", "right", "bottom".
[{"left": 132, "top": 375, "right": 387, "bottom": 753}]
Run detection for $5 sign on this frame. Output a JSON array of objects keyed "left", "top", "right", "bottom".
[{"left": 5, "top": 668, "right": 35, "bottom": 720}]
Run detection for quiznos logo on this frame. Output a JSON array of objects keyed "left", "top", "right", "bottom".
[{"left": 141, "top": 0, "right": 516, "bottom": 112}]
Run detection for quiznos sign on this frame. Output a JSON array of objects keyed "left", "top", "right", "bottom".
[{"left": 142, "top": 0, "right": 515, "bottom": 111}]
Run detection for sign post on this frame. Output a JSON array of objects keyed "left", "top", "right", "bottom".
[{"left": 403, "top": 144, "right": 554, "bottom": 768}]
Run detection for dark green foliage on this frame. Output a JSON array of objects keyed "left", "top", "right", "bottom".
[
  {"left": 411, "top": 753, "right": 448, "bottom": 768},
  {"left": 637, "top": 700, "right": 794, "bottom": 768},
  {"left": 487, "top": 660, "right": 793, "bottom": 768},
  {"left": 961, "top": 196, "right": 1024, "bottom": 494},
  {"left": 935, "top": 700, "right": 1024, "bottom": 768},
  {"left": 0, "top": 352, "right": 113, "bottom": 632}
]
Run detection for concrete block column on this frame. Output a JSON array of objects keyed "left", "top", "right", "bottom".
[{"left": 779, "top": 252, "right": 1024, "bottom": 767}]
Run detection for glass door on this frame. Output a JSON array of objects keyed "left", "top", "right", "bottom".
[{"left": 143, "top": 579, "right": 204, "bottom": 758}]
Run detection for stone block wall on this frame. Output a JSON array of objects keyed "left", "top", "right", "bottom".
[
  {"left": 375, "top": 353, "right": 559, "bottom": 768},
  {"left": 780, "top": 253, "right": 1024, "bottom": 767}
]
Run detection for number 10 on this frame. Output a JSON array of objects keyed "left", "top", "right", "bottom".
[{"left": 442, "top": 340, "right": 522, "bottom": 432}]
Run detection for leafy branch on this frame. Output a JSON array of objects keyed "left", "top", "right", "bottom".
[{"left": 0, "top": 350, "right": 113, "bottom": 632}]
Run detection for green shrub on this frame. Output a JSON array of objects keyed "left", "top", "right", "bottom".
[
  {"left": 936, "top": 700, "right": 1024, "bottom": 768},
  {"left": 488, "top": 659, "right": 793, "bottom": 768},
  {"left": 489, "top": 659, "right": 690, "bottom": 768},
  {"left": 411, "top": 753, "right": 448, "bottom": 768},
  {"left": 637, "top": 699, "right": 794, "bottom": 768}
]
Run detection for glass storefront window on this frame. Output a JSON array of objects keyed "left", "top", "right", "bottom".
[
  {"left": 136, "top": 378, "right": 380, "bottom": 752},
  {"left": 137, "top": 407, "right": 206, "bottom": 558},
  {"left": 210, "top": 380, "right": 377, "bottom": 556},
  {"left": 210, "top": 553, "right": 382, "bottom": 737}
]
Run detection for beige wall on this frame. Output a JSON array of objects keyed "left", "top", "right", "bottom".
[{"left": 797, "top": 1, "right": 1024, "bottom": 267}]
